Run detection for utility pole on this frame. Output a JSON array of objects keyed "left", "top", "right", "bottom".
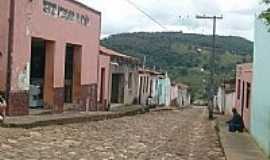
[{"left": 196, "top": 15, "right": 223, "bottom": 120}]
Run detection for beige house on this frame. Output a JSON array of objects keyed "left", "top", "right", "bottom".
[{"left": 99, "top": 47, "right": 140, "bottom": 108}]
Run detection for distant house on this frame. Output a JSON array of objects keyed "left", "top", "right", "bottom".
[
  {"left": 235, "top": 63, "right": 252, "bottom": 130},
  {"left": 214, "top": 79, "right": 235, "bottom": 115},
  {"left": 250, "top": 18, "right": 270, "bottom": 157},
  {"left": 137, "top": 69, "right": 161, "bottom": 106},
  {"left": 97, "top": 49, "right": 111, "bottom": 111},
  {"left": 99, "top": 47, "right": 175, "bottom": 109},
  {"left": 138, "top": 69, "right": 174, "bottom": 107},
  {"left": 155, "top": 73, "right": 171, "bottom": 107},
  {"left": 99, "top": 47, "right": 140, "bottom": 108},
  {"left": 177, "top": 83, "right": 191, "bottom": 108},
  {"left": 170, "top": 83, "right": 179, "bottom": 106}
]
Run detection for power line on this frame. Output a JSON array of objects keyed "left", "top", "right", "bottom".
[{"left": 124, "top": 0, "right": 168, "bottom": 30}]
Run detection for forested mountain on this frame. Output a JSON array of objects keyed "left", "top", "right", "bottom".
[{"left": 101, "top": 32, "right": 253, "bottom": 99}]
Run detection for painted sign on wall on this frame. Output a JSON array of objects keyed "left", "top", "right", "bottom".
[{"left": 43, "top": 0, "right": 90, "bottom": 26}]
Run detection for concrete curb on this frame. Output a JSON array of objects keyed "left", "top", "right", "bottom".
[
  {"left": 0, "top": 107, "right": 146, "bottom": 129},
  {"left": 214, "top": 119, "right": 228, "bottom": 160},
  {"left": 150, "top": 106, "right": 191, "bottom": 113}
]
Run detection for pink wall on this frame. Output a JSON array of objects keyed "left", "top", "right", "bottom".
[
  {"left": 0, "top": 1, "right": 10, "bottom": 92},
  {"left": 235, "top": 63, "right": 252, "bottom": 130},
  {"left": 10, "top": 0, "right": 101, "bottom": 90},
  {"left": 170, "top": 85, "right": 178, "bottom": 102},
  {"left": 98, "top": 53, "right": 111, "bottom": 106}
]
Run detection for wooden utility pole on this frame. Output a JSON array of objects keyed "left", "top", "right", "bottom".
[{"left": 196, "top": 15, "right": 223, "bottom": 120}]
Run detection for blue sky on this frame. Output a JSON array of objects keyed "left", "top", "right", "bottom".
[{"left": 79, "top": 0, "right": 263, "bottom": 40}]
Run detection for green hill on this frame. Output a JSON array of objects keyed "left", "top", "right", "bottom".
[{"left": 101, "top": 32, "right": 253, "bottom": 100}]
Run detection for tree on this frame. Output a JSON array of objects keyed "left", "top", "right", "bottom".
[{"left": 260, "top": 0, "right": 270, "bottom": 26}]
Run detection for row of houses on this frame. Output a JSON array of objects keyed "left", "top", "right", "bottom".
[
  {"left": 0, "top": 0, "right": 190, "bottom": 117},
  {"left": 214, "top": 18, "right": 270, "bottom": 157}
]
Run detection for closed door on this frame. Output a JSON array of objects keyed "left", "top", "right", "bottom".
[{"left": 111, "top": 74, "right": 120, "bottom": 103}]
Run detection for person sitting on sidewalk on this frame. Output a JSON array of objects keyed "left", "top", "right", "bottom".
[{"left": 227, "top": 108, "right": 244, "bottom": 132}]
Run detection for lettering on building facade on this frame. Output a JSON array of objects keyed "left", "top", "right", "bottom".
[{"left": 43, "top": 0, "right": 90, "bottom": 26}]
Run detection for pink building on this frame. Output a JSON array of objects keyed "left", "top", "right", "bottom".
[
  {"left": 235, "top": 63, "right": 253, "bottom": 130},
  {"left": 214, "top": 79, "right": 236, "bottom": 115},
  {"left": 98, "top": 48, "right": 111, "bottom": 111},
  {"left": 0, "top": 0, "right": 101, "bottom": 116},
  {"left": 170, "top": 82, "right": 190, "bottom": 107},
  {"left": 170, "top": 82, "right": 178, "bottom": 106}
]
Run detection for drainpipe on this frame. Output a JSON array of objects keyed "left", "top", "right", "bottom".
[{"left": 5, "top": 0, "right": 15, "bottom": 108}]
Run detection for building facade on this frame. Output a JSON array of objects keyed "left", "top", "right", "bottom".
[
  {"left": 176, "top": 83, "right": 191, "bottom": 108},
  {"left": 251, "top": 18, "right": 270, "bottom": 157},
  {"left": 155, "top": 73, "right": 171, "bottom": 107},
  {"left": 138, "top": 69, "right": 151, "bottom": 105},
  {"left": 99, "top": 47, "right": 140, "bottom": 107},
  {"left": 224, "top": 92, "right": 235, "bottom": 116},
  {"left": 138, "top": 69, "right": 161, "bottom": 106},
  {"left": 97, "top": 50, "right": 111, "bottom": 111},
  {"left": 0, "top": 0, "right": 101, "bottom": 116},
  {"left": 235, "top": 63, "right": 252, "bottom": 130},
  {"left": 214, "top": 79, "right": 235, "bottom": 115},
  {"left": 170, "top": 83, "right": 179, "bottom": 106}
]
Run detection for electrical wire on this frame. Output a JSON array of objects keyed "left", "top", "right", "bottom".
[{"left": 124, "top": 0, "right": 168, "bottom": 30}]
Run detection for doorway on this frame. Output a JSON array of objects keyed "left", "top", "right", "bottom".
[
  {"left": 64, "top": 45, "right": 75, "bottom": 103},
  {"left": 29, "top": 38, "right": 46, "bottom": 108},
  {"left": 246, "top": 83, "right": 251, "bottom": 109},
  {"left": 111, "top": 74, "right": 124, "bottom": 103},
  {"left": 100, "top": 67, "right": 105, "bottom": 103},
  {"left": 241, "top": 81, "right": 245, "bottom": 117},
  {"left": 139, "top": 76, "right": 143, "bottom": 104}
]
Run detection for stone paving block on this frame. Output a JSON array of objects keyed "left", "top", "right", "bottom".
[{"left": 0, "top": 108, "right": 226, "bottom": 160}]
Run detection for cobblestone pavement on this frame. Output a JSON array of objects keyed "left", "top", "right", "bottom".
[{"left": 0, "top": 107, "right": 225, "bottom": 160}]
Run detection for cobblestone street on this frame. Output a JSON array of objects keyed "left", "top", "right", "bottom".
[{"left": 0, "top": 107, "right": 225, "bottom": 160}]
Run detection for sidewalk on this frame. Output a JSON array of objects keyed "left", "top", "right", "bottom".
[
  {"left": 217, "top": 116, "right": 269, "bottom": 160},
  {"left": 1, "top": 105, "right": 145, "bottom": 128}
]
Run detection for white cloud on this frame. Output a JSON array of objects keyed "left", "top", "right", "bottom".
[{"left": 78, "top": 0, "right": 262, "bottom": 40}]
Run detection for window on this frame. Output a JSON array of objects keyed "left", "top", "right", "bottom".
[
  {"left": 237, "top": 79, "right": 241, "bottom": 99},
  {"left": 128, "top": 72, "right": 133, "bottom": 89}
]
